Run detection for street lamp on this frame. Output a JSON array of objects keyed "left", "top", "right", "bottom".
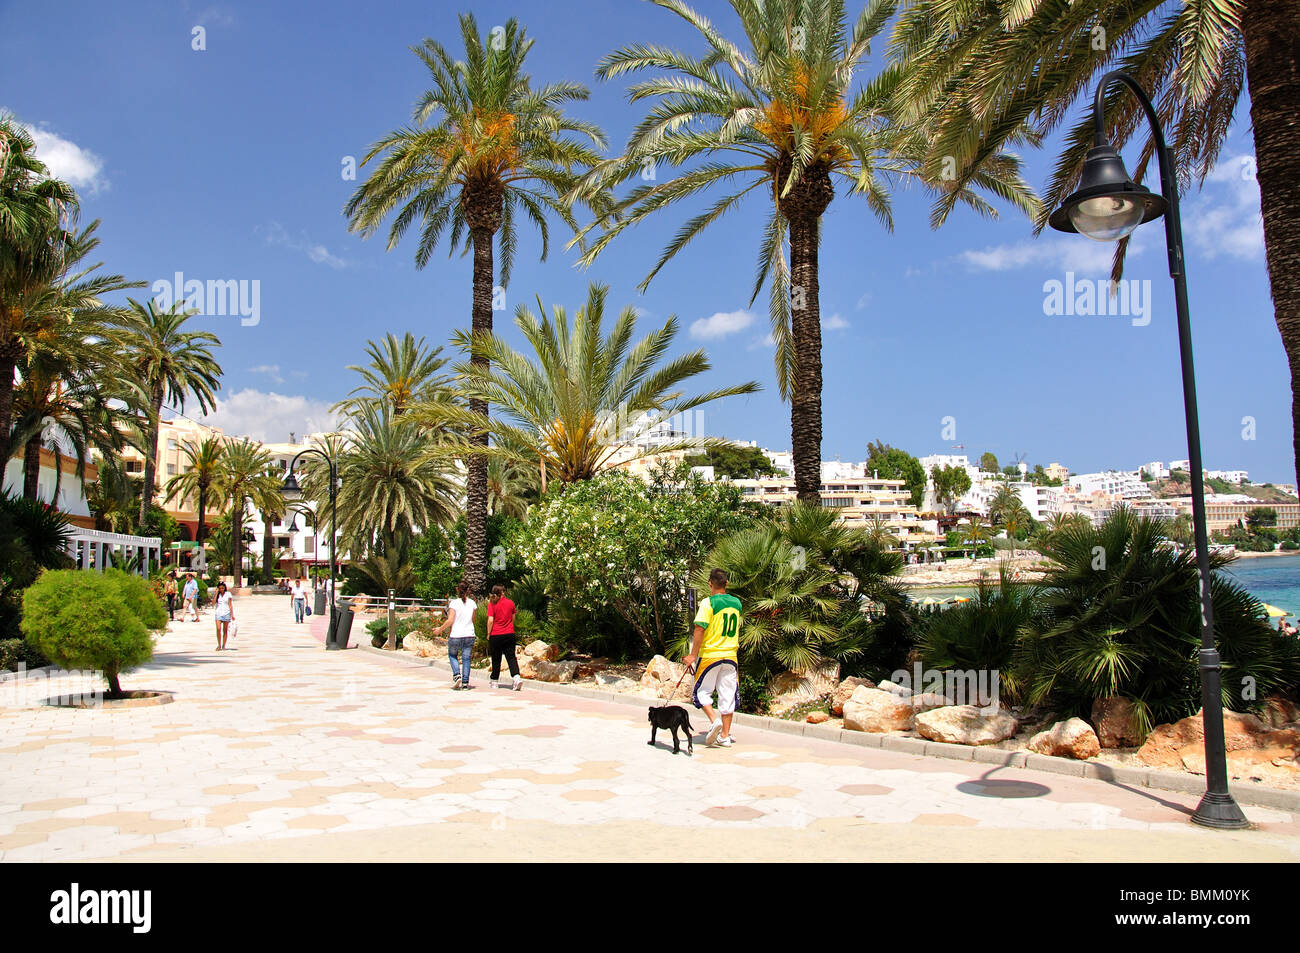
[
  {"left": 284, "top": 505, "right": 317, "bottom": 582},
  {"left": 283, "top": 448, "right": 339, "bottom": 650},
  {"left": 1049, "top": 70, "right": 1247, "bottom": 830}
]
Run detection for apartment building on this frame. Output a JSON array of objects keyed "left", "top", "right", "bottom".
[
  {"left": 2, "top": 447, "right": 99, "bottom": 529},
  {"left": 732, "top": 474, "right": 936, "bottom": 545},
  {"left": 1068, "top": 470, "right": 1153, "bottom": 500}
]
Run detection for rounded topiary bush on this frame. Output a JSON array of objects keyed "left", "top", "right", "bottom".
[{"left": 20, "top": 569, "right": 165, "bottom": 697}]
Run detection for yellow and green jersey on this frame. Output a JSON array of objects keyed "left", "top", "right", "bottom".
[{"left": 693, "top": 593, "right": 742, "bottom": 662}]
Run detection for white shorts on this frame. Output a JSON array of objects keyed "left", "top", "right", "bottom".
[{"left": 693, "top": 660, "right": 739, "bottom": 715}]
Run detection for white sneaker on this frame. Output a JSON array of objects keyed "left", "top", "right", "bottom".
[
  {"left": 716, "top": 736, "right": 734, "bottom": 747},
  {"left": 512, "top": 675, "right": 523, "bottom": 691},
  {"left": 489, "top": 680, "right": 499, "bottom": 690},
  {"left": 705, "top": 719, "right": 724, "bottom": 747},
  {"left": 450, "top": 679, "right": 462, "bottom": 690}
]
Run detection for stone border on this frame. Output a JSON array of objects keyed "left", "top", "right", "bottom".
[
  {"left": 43, "top": 690, "right": 175, "bottom": 710},
  {"left": 356, "top": 644, "right": 1300, "bottom": 814}
]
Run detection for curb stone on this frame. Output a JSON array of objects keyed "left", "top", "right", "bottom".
[{"left": 353, "top": 643, "right": 1300, "bottom": 814}]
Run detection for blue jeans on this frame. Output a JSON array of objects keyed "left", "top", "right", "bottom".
[
  {"left": 293, "top": 598, "right": 305, "bottom": 623},
  {"left": 448, "top": 637, "right": 474, "bottom": 684}
]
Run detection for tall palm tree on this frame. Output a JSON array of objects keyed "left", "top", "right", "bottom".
[
  {"left": 212, "top": 438, "right": 275, "bottom": 588},
  {"left": 344, "top": 14, "right": 611, "bottom": 594},
  {"left": 332, "top": 331, "right": 452, "bottom": 418},
  {"left": 988, "top": 483, "right": 1031, "bottom": 548},
  {"left": 486, "top": 458, "right": 534, "bottom": 518},
  {"left": 418, "top": 282, "right": 760, "bottom": 483},
  {"left": 581, "top": 0, "right": 1038, "bottom": 503},
  {"left": 113, "top": 299, "right": 222, "bottom": 526},
  {"left": 163, "top": 436, "right": 226, "bottom": 543},
  {"left": 253, "top": 468, "right": 286, "bottom": 585},
  {"left": 960, "top": 516, "right": 994, "bottom": 559},
  {"left": 85, "top": 457, "right": 139, "bottom": 533},
  {"left": 889, "top": 0, "right": 1300, "bottom": 481},
  {"left": 0, "top": 114, "right": 78, "bottom": 440}
]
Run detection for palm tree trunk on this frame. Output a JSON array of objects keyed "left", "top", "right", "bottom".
[
  {"left": 232, "top": 507, "right": 243, "bottom": 589},
  {"left": 138, "top": 388, "right": 164, "bottom": 527},
  {"left": 22, "top": 435, "right": 41, "bottom": 500},
  {"left": 0, "top": 334, "right": 19, "bottom": 445},
  {"left": 262, "top": 513, "right": 275, "bottom": 584},
  {"left": 1242, "top": 0, "right": 1300, "bottom": 483},
  {"left": 787, "top": 211, "right": 824, "bottom": 504},
  {"left": 196, "top": 484, "right": 207, "bottom": 544},
  {"left": 464, "top": 212, "right": 499, "bottom": 596}
]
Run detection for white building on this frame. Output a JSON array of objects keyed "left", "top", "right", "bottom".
[
  {"left": 1206, "top": 469, "right": 1249, "bottom": 484},
  {"left": 1169, "top": 459, "right": 1190, "bottom": 472},
  {"left": 1016, "top": 483, "right": 1061, "bottom": 521},
  {"left": 1140, "top": 461, "right": 1169, "bottom": 480},
  {"left": 1068, "top": 470, "right": 1153, "bottom": 500}
]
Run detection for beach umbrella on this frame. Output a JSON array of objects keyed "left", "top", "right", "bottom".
[{"left": 1262, "top": 603, "right": 1291, "bottom": 618}]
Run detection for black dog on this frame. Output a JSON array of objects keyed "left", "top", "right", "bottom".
[{"left": 647, "top": 705, "right": 694, "bottom": 755}]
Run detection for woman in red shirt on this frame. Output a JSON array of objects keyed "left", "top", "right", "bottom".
[{"left": 486, "top": 584, "right": 522, "bottom": 690}]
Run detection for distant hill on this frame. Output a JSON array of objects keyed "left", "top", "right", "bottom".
[{"left": 1152, "top": 477, "right": 1297, "bottom": 503}]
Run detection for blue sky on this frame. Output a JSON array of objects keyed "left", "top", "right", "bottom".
[{"left": 2, "top": 0, "right": 1288, "bottom": 482}]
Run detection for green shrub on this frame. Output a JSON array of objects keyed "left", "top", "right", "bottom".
[
  {"left": 0, "top": 637, "right": 49, "bottom": 672},
  {"left": 21, "top": 570, "right": 165, "bottom": 697},
  {"left": 367, "top": 613, "right": 432, "bottom": 649},
  {"left": 737, "top": 671, "right": 772, "bottom": 715},
  {"left": 1281, "top": 540, "right": 1298, "bottom": 552}
]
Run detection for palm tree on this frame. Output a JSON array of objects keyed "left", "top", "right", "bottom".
[
  {"left": 889, "top": 0, "right": 1300, "bottom": 482},
  {"left": 486, "top": 458, "right": 534, "bottom": 518},
  {"left": 212, "top": 438, "right": 275, "bottom": 588},
  {"left": 332, "top": 331, "right": 453, "bottom": 418},
  {"left": 163, "top": 436, "right": 226, "bottom": 543},
  {"left": 988, "top": 484, "right": 1031, "bottom": 552},
  {"left": 113, "top": 299, "right": 222, "bottom": 527},
  {"left": 253, "top": 469, "right": 286, "bottom": 585},
  {"left": 581, "top": 0, "right": 1037, "bottom": 503},
  {"left": 85, "top": 458, "right": 140, "bottom": 533},
  {"left": 418, "top": 282, "right": 759, "bottom": 483},
  {"left": 0, "top": 114, "right": 78, "bottom": 440},
  {"left": 334, "top": 406, "right": 460, "bottom": 555},
  {"left": 960, "top": 517, "right": 994, "bottom": 559},
  {"left": 344, "top": 14, "right": 611, "bottom": 594}
]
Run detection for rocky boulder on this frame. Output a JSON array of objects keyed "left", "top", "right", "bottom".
[
  {"left": 523, "top": 640, "right": 561, "bottom": 662},
  {"left": 530, "top": 660, "right": 579, "bottom": 683},
  {"left": 831, "top": 676, "right": 875, "bottom": 716},
  {"left": 842, "top": 687, "right": 914, "bottom": 733},
  {"left": 402, "top": 633, "right": 438, "bottom": 659},
  {"left": 806, "top": 711, "right": 830, "bottom": 725},
  {"left": 1090, "top": 696, "right": 1142, "bottom": 748},
  {"left": 1028, "top": 718, "right": 1101, "bottom": 760},
  {"left": 910, "top": 691, "right": 956, "bottom": 712},
  {"left": 594, "top": 672, "right": 639, "bottom": 692},
  {"left": 768, "top": 662, "right": 840, "bottom": 715},
  {"left": 639, "top": 655, "right": 692, "bottom": 700},
  {"left": 1262, "top": 695, "right": 1300, "bottom": 729},
  {"left": 1136, "top": 709, "right": 1300, "bottom": 781},
  {"left": 575, "top": 657, "right": 610, "bottom": 680},
  {"left": 914, "top": 705, "right": 1018, "bottom": 746}
]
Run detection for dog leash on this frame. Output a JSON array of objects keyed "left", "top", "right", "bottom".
[{"left": 660, "top": 660, "right": 696, "bottom": 706}]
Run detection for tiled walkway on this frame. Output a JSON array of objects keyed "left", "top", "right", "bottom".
[{"left": 2, "top": 594, "right": 1298, "bottom": 862}]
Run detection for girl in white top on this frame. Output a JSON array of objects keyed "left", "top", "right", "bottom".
[
  {"left": 435, "top": 580, "right": 478, "bottom": 690},
  {"left": 214, "top": 582, "right": 235, "bottom": 652}
]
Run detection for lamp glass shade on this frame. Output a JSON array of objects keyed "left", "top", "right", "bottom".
[
  {"left": 1068, "top": 194, "right": 1146, "bottom": 242},
  {"left": 282, "top": 471, "right": 302, "bottom": 500},
  {"left": 286, "top": 516, "right": 299, "bottom": 533}
]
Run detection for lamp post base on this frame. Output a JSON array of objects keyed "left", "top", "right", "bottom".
[{"left": 1190, "top": 791, "right": 1250, "bottom": 830}]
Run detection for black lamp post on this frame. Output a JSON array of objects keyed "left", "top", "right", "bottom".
[
  {"left": 284, "top": 504, "right": 317, "bottom": 581},
  {"left": 1049, "top": 70, "right": 1247, "bottom": 830},
  {"left": 283, "top": 448, "right": 339, "bottom": 650}
]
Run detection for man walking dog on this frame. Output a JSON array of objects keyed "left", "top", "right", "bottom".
[{"left": 682, "top": 568, "right": 741, "bottom": 747}]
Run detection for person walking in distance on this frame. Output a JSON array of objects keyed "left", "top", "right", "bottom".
[
  {"left": 213, "top": 582, "right": 235, "bottom": 652},
  {"left": 435, "top": 580, "right": 477, "bottom": 690},
  {"left": 164, "top": 571, "right": 178, "bottom": 622},
  {"left": 182, "top": 573, "right": 200, "bottom": 622},
  {"left": 682, "top": 568, "right": 742, "bottom": 747},
  {"left": 486, "top": 584, "right": 522, "bottom": 691},
  {"left": 291, "top": 577, "right": 308, "bottom": 624}
]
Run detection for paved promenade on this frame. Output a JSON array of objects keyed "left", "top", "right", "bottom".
[{"left": 2, "top": 594, "right": 1298, "bottom": 862}]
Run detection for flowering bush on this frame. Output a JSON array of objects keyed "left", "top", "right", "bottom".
[{"left": 522, "top": 469, "right": 753, "bottom": 655}]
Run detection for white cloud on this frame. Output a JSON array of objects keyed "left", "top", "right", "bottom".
[
  {"left": 249, "top": 364, "right": 284, "bottom": 385},
  {"left": 259, "top": 221, "right": 352, "bottom": 269},
  {"left": 197, "top": 389, "right": 340, "bottom": 443},
  {"left": 1184, "top": 153, "right": 1264, "bottom": 261},
  {"left": 690, "top": 309, "right": 755, "bottom": 340},
  {"left": 958, "top": 233, "right": 1146, "bottom": 276},
  {"left": 4, "top": 116, "right": 108, "bottom": 192},
  {"left": 855, "top": 292, "right": 872, "bottom": 310},
  {"left": 825, "top": 313, "right": 850, "bottom": 330}
]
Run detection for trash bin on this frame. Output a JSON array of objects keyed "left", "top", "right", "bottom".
[
  {"left": 333, "top": 597, "right": 355, "bottom": 650},
  {"left": 313, "top": 589, "right": 326, "bottom": 616}
]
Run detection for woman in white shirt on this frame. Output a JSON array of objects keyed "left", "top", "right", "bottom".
[
  {"left": 214, "top": 582, "right": 236, "bottom": 651},
  {"left": 435, "top": 580, "right": 478, "bottom": 690}
]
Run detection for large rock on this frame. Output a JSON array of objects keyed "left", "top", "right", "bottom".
[
  {"left": 1136, "top": 709, "right": 1300, "bottom": 781},
  {"left": 402, "top": 633, "right": 438, "bottom": 659},
  {"left": 842, "top": 687, "right": 914, "bottom": 733},
  {"left": 575, "top": 657, "right": 610, "bottom": 680},
  {"left": 1028, "top": 718, "right": 1101, "bottom": 760},
  {"left": 1090, "top": 696, "right": 1142, "bottom": 748},
  {"left": 768, "top": 662, "right": 841, "bottom": 715},
  {"left": 831, "top": 676, "right": 875, "bottom": 716},
  {"left": 914, "top": 705, "right": 1018, "bottom": 746},
  {"left": 531, "top": 660, "right": 579, "bottom": 683},
  {"left": 878, "top": 680, "right": 912, "bottom": 697},
  {"left": 1262, "top": 695, "right": 1300, "bottom": 729},
  {"left": 594, "top": 672, "right": 639, "bottom": 692},
  {"left": 910, "top": 691, "right": 956, "bottom": 712},
  {"left": 523, "top": 640, "right": 561, "bottom": 662},
  {"left": 639, "top": 655, "right": 692, "bottom": 700}
]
